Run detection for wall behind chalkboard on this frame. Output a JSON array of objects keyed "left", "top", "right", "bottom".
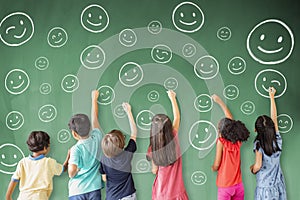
[{"left": 1, "top": 0, "right": 299, "bottom": 199}]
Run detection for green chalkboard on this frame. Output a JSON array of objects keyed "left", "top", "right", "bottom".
[{"left": 1, "top": 0, "right": 299, "bottom": 199}]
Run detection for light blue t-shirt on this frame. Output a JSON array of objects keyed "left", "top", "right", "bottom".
[{"left": 68, "top": 128, "right": 103, "bottom": 197}]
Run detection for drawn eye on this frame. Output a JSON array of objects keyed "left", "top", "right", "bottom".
[
  {"left": 260, "top": 34, "right": 265, "bottom": 41},
  {"left": 278, "top": 36, "right": 283, "bottom": 43}
]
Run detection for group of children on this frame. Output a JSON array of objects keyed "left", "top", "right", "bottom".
[{"left": 5, "top": 87, "right": 286, "bottom": 200}]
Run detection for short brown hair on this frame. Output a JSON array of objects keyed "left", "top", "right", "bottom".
[
  {"left": 102, "top": 130, "right": 125, "bottom": 158},
  {"left": 27, "top": 131, "right": 50, "bottom": 152}
]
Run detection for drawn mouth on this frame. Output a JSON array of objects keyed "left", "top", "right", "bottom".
[
  {"left": 87, "top": 20, "right": 102, "bottom": 26},
  {"left": 125, "top": 73, "right": 139, "bottom": 82},
  {"left": 54, "top": 38, "right": 63, "bottom": 44},
  {"left": 1, "top": 161, "right": 18, "bottom": 167},
  {"left": 195, "top": 132, "right": 212, "bottom": 144},
  {"left": 199, "top": 69, "right": 213, "bottom": 74},
  {"left": 11, "top": 120, "right": 21, "bottom": 126},
  {"left": 12, "top": 80, "right": 25, "bottom": 89},
  {"left": 258, "top": 46, "right": 283, "bottom": 54},
  {"left": 179, "top": 20, "right": 197, "bottom": 26},
  {"left": 86, "top": 58, "right": 100, "bottom": 64},
  {"left": 42, "top": 112, "right": 54, "bottom": 119},
  {"left": 66, "top": 83, "right": 76, "bottom": 89},
  {"left": 12, "top": 28, "right": 27, "bottom": 39}
]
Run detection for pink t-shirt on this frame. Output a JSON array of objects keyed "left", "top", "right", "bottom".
[
  {"left": 150, "top": 131, "right": 189, "bottom": 200},
  {"left": 216, "top": 137, "right": 243, "bottom": 188}
]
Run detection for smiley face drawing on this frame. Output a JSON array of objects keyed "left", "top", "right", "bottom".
[
  {"left": 223, "top": 85, "right": 239, "bottom": 100},
  {"left": 172, "top": 1, "right": 204, "bottom": 33},
  {"left": 136, "top": 159, "right": 151, "bottom": 173},
  {"left": 254, "top": 69, "right": 287, "bottom": 98},
  {"left": 61, "top": 74, "right": 79, "bottom": 93},
  {"left": 97, "top": 85, "right": 115, "bottom": 105},
  {"left": 114, "top": 104, "right": 126, "bottom": 118},
  {"left": 136, "top": 110, "right": 155, "bottom": 131},
  {"left": 80, "top": 45, "right": 105, "bottom": 69},
  {"left": 147, "top": 90, "right": 160, "bottom": 103},
  {"left": 5, "top": 69, "right": 30, "bottom": 95},
  {"left": 38, "top": 104, "right": 57, "bottom": 122},
  {"left": 0, "top": 143, "right": 25, "bottom": 174},
  {"left": 119, "top": 62, "right": 143, "bottom": 87},
  {"left": 47, "top": 27, "right": 68, "bottom": 48},
  {"left": 151, "top": 44, "right": 172, "bottom": 64},
  {"left": 182, "top": 43, "right": 196, "bottom": 58},
  {"left": 81, "top": 4, "right": 109, "bottom": 33},
  {"left": 0, "top": 12, "right": 34, "bottom": 47},
  {"left": 39, "top": 83, "right": 52, "bottom": 95},
  {"left": 57, "top": 129, "right": 71, "bottom": 144},
  {"left": 6, "top": 111, "right": 24, "bottom": 130},
  {"left": 164, "top": 77, "right": 178, "bottom": 90},
  {"left": 191, "top": 171, "right": 207, "bottom": 185},
  {"left": 35, "top": 56, "right": 49, "bottom": 70},
  {"left": 189, "top": 120, "right": 217, "bottom": 151},
  {"left": 227, "top": 56, "right": 246, "bottom": 75},
  {"left": 119, "top": 29, "right": 137, "bottom": 47},
  {"left": 217, "top": 26, "right": 232, "bottom": 41},
  {"left": 194, "top": 94, "right": 213, "bottom": 112},
  {"left": 277, "top": 114, "right": 293, "bottom": 133},
  {"left": 247, "top": 19, "right": 294, "bottom": 65},
  {"left": 194, "top": 55, "right": 219, "bottom": 80},
  {"left": 148, "top": 20, "right": 162, "bottom": 34},
  {"left": 240, "top": 101, "right": 255, "bottom": 115}
]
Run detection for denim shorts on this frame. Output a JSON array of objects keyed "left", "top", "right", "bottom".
[{"left": 69, "top": 189, "right": 101, "bottom": 200}]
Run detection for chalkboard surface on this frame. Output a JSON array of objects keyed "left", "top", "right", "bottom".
[{"left": 1, "top": 0, "right": 299, "bottom": 199}]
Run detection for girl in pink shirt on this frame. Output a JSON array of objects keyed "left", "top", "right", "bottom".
[
  {"left": 147, "top": 90, "right": 189, "bottom": 200},
  {"left": 211, "top": 94, "right": 250, "bottom": 200}
]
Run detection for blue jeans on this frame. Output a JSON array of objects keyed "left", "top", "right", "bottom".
[{"left": 69, "top": 189, "right": 101, "bottom": 200}]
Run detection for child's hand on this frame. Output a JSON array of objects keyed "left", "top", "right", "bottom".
[
  {"left": 167, "top": 90, "right": 176, "bottom": 99},
  {"left": 211, "top": 94, "right": 221, "bottom": 103},
  {"left": 92, "top": 90, "right": 99, "bottom": 101},
  {"left": 269, "top": 87, "right": 276, "bottom": 98},
  {"left": 122, "top": 102, "right": 131, "bottom": 113}
]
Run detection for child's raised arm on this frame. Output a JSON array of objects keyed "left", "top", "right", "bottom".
[
  {"left": 122, "top": 102, "right": 137, "bottom": 141},
  {"left": 91, "top": 90, "right": 101, "bottom": 129},
  {"left": 167, "top": 90, "right": 180, "bottom": 132},
  {"left": 212, "top": 94, "right": 233, "bottom": 119},
  {"left": 269, "top": 87, "right": 278, "bottom": 132}
]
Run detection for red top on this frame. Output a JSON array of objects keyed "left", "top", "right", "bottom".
[
  {"left": 148, "top": 131, "right": 189, "bottom": 200},
  {"left": 216, "top": 137, "right": 242, "bottom": 187}
]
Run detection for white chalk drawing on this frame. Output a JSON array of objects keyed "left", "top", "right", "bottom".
[
  {"left": 97, "top": 85, "right": 115, "bottom": 105},
  {"left": 148, "top": 20, "right": 162, "bottom": 34},
  {"left": 119, "top": 62, "right": 143, "bottom": 87},
  {"left": 57, "top": 129, "right": 71, "bottom": 144},
  {"left": 6, "top": 111, "right": 24, "bottom": 130},
  {"left": 227, "top": 56, "right": 246, "bottom": 75},
  {"left": 5, "top": 69, "right": 30, "bottom": 95},
  {"left": 136, "top": 110, "right": 155, "bottom": 131},
  {"left": 147, "top": 90, "right": 160, "bottom": 103},
  {"left": 182, "top": 43, "right": 196, "bottom": 57},
  {"left": 194, "top": 55, "right": 219, "bottom": 80},
  {"left": 191, "top": 170, "right": 207, "bottom": 185},
  {"left": 0, "top": 143, "right": 25, "bottom": 174},
  {"left": 278, "top": 114, "right": 293, "bottom": 133},
  {"left": 151, "top": 44, "right": 172, "bottom": 64},
  {"left": 240, "top": 100, "right": 255, "bottom": 115},
  {"left": 80, "top": 45, "right": 106, "bottom": 69},
  {"left": 38, "top": 104, "right": 57, "bottom": 122},
  {"left": 39, "top": 83, "right": 52, "bottom": 95},
  {"left": 164, "top": 77, "right": 178, "bottom": 90},
  {"left": 47, "top": 27, "right": 68, "bottom": 48},
  {"left": 194, "top": 94, "right": 213, "bottom": 112},
  {"left": 81, "top": 4, "right": 109, "bottom": 33},
  {"left": 61, "top": 74, "right": 79, "bottom": 93},
  {"left": 217, "top": 26, "right": 231, "bottom": 41},
  {"left": 35, "top": 56, "right": 49, "bottom": 70},
  {"left": 223, "top": 84, "right": 239, "bottom": 100},
  {"left": 119, "top": 28, "right": 137, "bottom": 47}
]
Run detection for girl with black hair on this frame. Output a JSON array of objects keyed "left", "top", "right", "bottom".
[
  {"left": 211, "top": 94, "right": 250, "bottom": 200},
  {"left": 250, "top": 87, "right": 287, "bottom": 199}
]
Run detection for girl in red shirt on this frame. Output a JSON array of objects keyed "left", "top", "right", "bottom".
[{"left": 211, "top": 94, "right": 250, "bottom": 200}]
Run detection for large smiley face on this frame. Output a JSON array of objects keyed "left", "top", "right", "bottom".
[
  {"left": 136, "top": 159, "right": 151, "bottom": 173},
  {"left": 61, "top": 74, "right": 79, "bottom": 93},
  {"left": 35, "top": 56, "right": 49, "bottom": 70},
  {"left": 119, "top": 29, "right": 137, "bottom": 47},
  {"left": 223, "top": 85, "right": 239, "bottom": 100},
  {"left": 247, "top": 19, "right": 294, "bottom": 65},
  {"left": 191, "top": 171, "right": 207, "bottom": 185},
  {"left": 189, "top": 120, "right": 217, "bottom": 150},
  {"left": 277, "top": 114, "right": 293, "bottom": 133},
  {"left": 6, "top": 111, "right": 24, "bottom": 130},
  {"left": 147, "top": 90, "right": 160, "bottom": 103},
  {"left": 81, "top": 4, "right": 109, "bottom": 33},
  {"left": 217, "top": 26, "right": 232, "bottom": 41},
  {"left": 47, "top": 27, "right": 68, "bottom": 48},
  {"left": 0, "top": 144, "right": 25, "bottom": 174},
  {"left": 164, "top": 77, "right": 178, "bottom": 90},
  {"left": 227, "top": 56, "right": 246, "bottom": 75},
  {"left": 80, "top": 45, "right": 105, "bottom": 69},
  {"left": 172, "top": 2, "right": 204, "bottom": 33},
  {"left": 194, "top": 94, "right": 213, "bottom": 112},
  {"left": 5, "top": 69, "right": 30, "bottom": 95},
  {"left": 39, "top": 83, "right": 52, "bottom": 95},
  {"left": 119, "top": 62, "right": 143, "bottom": 87},
  {"left": 0, "top": 12, "right": 34, "bottom": 46},
  {"left": 194, "top": 55, "right": 219, "bottom": 80},
  {"left": 136, "top": 110, "right": 155, "bottom": 131},
  {"left": 148, "top": 20, "right": 162, "bottom": 34},
  {"left": 254, "top": 69, "right": 287, "bottom": 98},
  {"left": 240, "top": 101, "right": 255, "bottom": 115},
  {"left": 151, "top": 44, "right": 172, "bottom": 64},
  {"left": 182, "top": 43, "right": 196, "bottom": 58},
  {"left": 97, "top": 85, "right": 115, "bottom": 105},
  {"left": 57, "top": 129, "right": 71, "bottom": 144},
  {"left": 38, "top": 104, "right": 57, "bottom": 122}
]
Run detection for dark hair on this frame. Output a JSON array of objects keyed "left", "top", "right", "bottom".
[
  {"left": 102, "top": 129, "right": 125, "bottom": 158},
  {"left": 254, "top": 115, "right": 281, "bottom": 156},
  {"left": 68, "top": 114, "right": 91, "bottom": 137},
  {"left": 26, "top": 131, "right": 50, "bottom": 152},
  {"left": 149, "top": 114, "right": 177, "bottom": 166},
  {"left": 218, "top": 118, "right": 250, "bottom": 143}
]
